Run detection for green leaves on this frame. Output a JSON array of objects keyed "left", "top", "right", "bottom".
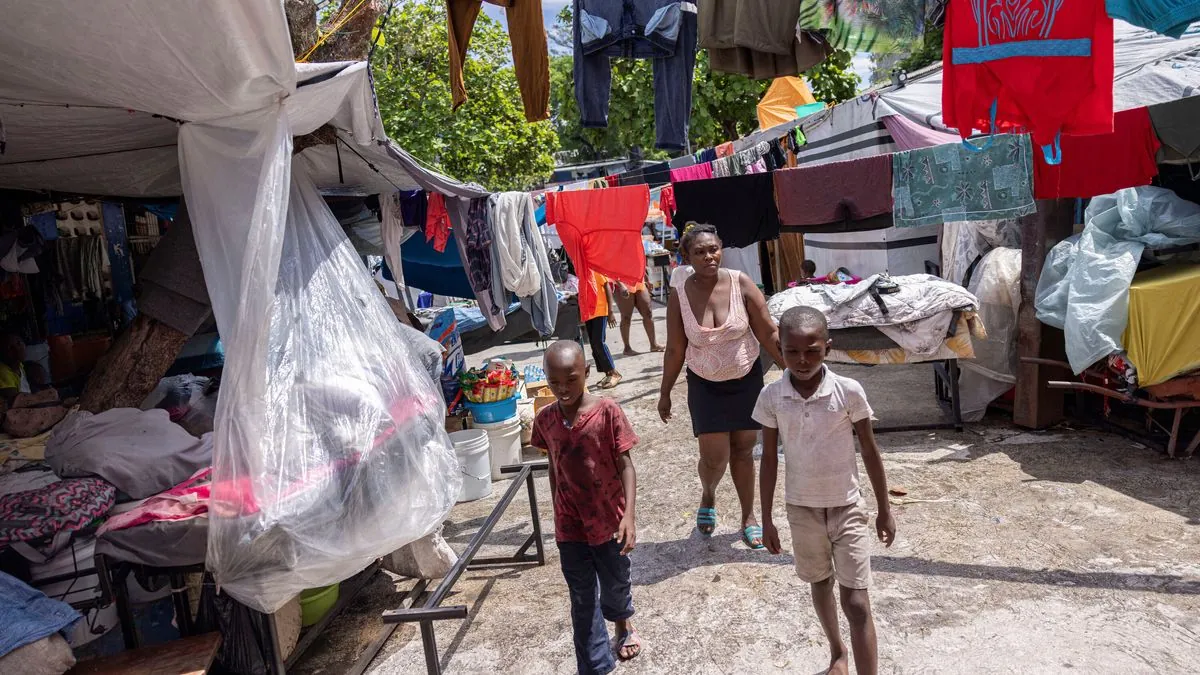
[
  {"left": 371, "top": 0, "right": 558, "bottom": 191},
  {"left": 804, "top": 49, "right": 861, "bottom": 106}
]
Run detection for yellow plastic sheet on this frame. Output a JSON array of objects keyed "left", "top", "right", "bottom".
[
  {"left": 756, "top": 77, "right": 817, "bottom": 129},
  {"left": 1123, "top": 264, "right": 1200, "bottom": 387}
]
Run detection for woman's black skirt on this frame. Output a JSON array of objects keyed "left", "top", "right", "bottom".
[{"left": 686, "top": 360, "right": 764, "bottom": 437}]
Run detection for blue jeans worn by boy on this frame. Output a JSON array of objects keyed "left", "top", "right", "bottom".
[
  {"left": 574, "top": 0, "right": 697, "bottom": 151},
  {"left": 558, "top": 540, "right": 634, "bottom": 675}
]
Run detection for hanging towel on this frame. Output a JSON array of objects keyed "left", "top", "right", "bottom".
[
  {"left": 670, "top": 162, "right": 714, "bottom": 183},
  {"left": 881, "top": 115, "right": 961, "bottom": 151},
  {"left": 546, "top": 186, "right": 649, "bottom": 323},
  {"left": 775, "top": 154, "right": 894, "bottom": 230},
  {"left": 425, "top": 192, "right": 451, "bottom": 253},
  {"left": 672, "top": 173, "right": 781, "bottom": 248},
  {"left": 892, "top": 134, "right": 1037, "bottom": 228},
  {"left": 1034, "top": 106, "right": 1160, "bottom": 199},
  {"left": 489, "top": 192, "right": 544, "bottom": 298},
  {"left": 943, "top": 0, "right": 1114, "bottom": 157}
]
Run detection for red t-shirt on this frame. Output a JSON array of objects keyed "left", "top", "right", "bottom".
[{"left": 530, "top": 398, "right": 638, "bottom": 546}]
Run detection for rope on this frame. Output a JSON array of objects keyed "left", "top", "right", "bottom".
[{"left": 298, "top": 0, "right": 372, "bottom": 63}]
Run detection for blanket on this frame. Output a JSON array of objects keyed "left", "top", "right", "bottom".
[{"left": 0, "top": 571, "right": 80, "bottom": 658}]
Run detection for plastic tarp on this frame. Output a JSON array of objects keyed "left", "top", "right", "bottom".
[
  {"left": 958, "top": 248, "right": 1022, "bottom": 422},
  {"left": 1123, "top": 265, "right": 1200, "bottom": 386},
  {"left": 1035, "top": 187, "right": 1200, "bottom": 375},
  {"left": 756, "top": 77, "right": 817, "bottom": 129},
  {"left": 400, "top": 230, "right": 477, "bottom": 300}
]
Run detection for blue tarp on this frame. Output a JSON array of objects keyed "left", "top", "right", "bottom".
[
  {"left": 400, "top": 230, "right": 475, "bottom": 299},
  {"left": 0, "top": 571, "right": 80, "bottom": 657}
]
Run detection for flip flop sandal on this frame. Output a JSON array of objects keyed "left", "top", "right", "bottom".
[
  {"left": 612, "top": 629, "right": 642, "bottom": 661},
  {"left": 598, "top": 375, "right": 621, "bottom": 389},
  {"left": 742, "top": 525, "right": 765, "bottom": 550},
  {"left": 696, "top": 507, "right": 717, "bottom": 537}
]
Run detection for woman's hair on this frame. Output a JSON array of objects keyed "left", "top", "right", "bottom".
[{"left": 679, "top": 222, "right": 721, "bottom": 255}]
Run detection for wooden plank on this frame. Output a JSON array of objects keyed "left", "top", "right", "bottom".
[
  {"left": 66, "top": 632, "right": 221, "bottom": 675},
  {"left": 1014, "top": 199, "right": 1074, "bottom": 429}
]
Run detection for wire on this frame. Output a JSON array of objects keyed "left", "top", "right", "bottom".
[
  {"left": 336, "top": 136, "right": 404, "bottom": 191},
  {"left": 368, "top": 0, "right": 396, "bottom": 63},
  {"left": 298, "top": 0, "right": 372, "bottom": 63}
]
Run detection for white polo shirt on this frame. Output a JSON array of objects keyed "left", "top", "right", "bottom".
[{"left": 752, "top": 367, "right": 873, "bottom": 507}]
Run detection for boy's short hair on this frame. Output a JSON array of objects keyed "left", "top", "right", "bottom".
[
  {"left": 801, "top": 259, "right": 817, "bottom": 276},
  {"left": 779, "top": 306, "right": 829, "bottom": 340},
  {"left": 545, "top": 339, "right": 585, "bottom": 367}
]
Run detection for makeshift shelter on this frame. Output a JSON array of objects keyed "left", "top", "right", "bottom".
[
  {"left": 0, "top": 1, "right": 482, "bottom": 619},
  {"left": 791, "top": 21, "right": 1200, "bottom": 277},
  {"left": 756, "top": 77, "right": 818, "bottom": 129}
]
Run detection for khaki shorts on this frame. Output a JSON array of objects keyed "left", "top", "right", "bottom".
[{"left": 786, "top": 502, "right": 872, "bottom": 589}]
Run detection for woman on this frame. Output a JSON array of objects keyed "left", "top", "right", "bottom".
[
  {"left": 584, "top": 271, "right": 623, "bottom": 389},
  {"left": 615, "top": 277, "right": 664, "bottom": 355},
  {"left": 658, "top": 224, "right": 782, "bottom": 549}
]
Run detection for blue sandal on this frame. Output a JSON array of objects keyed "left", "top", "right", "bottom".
[
  {"left": 696, "top": 507, "right": 717, "bottom": 537},
  {"left": 742, "top": 525, "right": 765, "bottom": 550}
]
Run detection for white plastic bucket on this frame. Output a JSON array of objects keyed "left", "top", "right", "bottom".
[
  {"left": 450, "top": 429, "right": 492, "bottom": 502},
  {"left": 475, "top": 417, "right": 522, "bottom": 481}
]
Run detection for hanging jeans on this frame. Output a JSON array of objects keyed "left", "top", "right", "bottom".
[
  {"left": 585, "top": 316, "right": 616, "bottom": 374},
  {"left": 574, "top": 1, "right": 697, "bottom": 151}
]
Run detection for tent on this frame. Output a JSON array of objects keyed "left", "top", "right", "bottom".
[
  {"left": 789, "top": 20, "right": 1200, "bottom": 277},
  {"left": 756, "top": 77, "right": 818, "bottom": 129},
  {"left": 0, "top": 1, "right": 481, "bottom": 613}
]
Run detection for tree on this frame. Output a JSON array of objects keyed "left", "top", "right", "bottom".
[
  {"left": 371, "top": 0, "right": 558, "bottom": 190},
  {"left": 804, "top": 49, "right": 861, "bottom": 106}
]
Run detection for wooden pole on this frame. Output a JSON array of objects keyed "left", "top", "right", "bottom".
[{"left": 1014, "top": 199, "right": 1074, "bottom": 429}]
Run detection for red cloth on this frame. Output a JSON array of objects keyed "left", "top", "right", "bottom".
[
  {"left": 605, "top": 174, "right": 620, "bottom": 188},
  {"left": 425, "top": 192, "right": 451, "bottom": 253},
  {"left": 98, "top": 467, "right": 211, "bottom": 534},
  {"left": 546, "top": 185, "right": 650, "bottom": 322},
  {"left": 943, "top": 0, "right": 1113, "bottom": 151},
  {"left": 1034, "top": 107, "right": 1161, "bottom": 199},
  {"left": 659, "top": 184, "right": 676, "bottom": 229},
  {"left": 530, "top": 398, "right": 638, "bottom": 546}
]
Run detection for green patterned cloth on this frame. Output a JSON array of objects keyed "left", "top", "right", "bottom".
[{"left": 892, "top": 134, "right": 1037, "bottom": 228}]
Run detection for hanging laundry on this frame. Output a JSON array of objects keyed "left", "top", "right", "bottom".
[
  {"left": 545, "top": 185, "right": 649, "bottom": 322},
  {"left": 893, "top": 134, "right": 1037, "bottom": 228},
  {"left": 1034, "top": 106, "right": 1161, "bottom": 199},
  {"left": 605, "top": 174, "right": 621, "bottom": 187},
  {"left": 575, "top": 0, "right": 697, "bottom": 150},
  {"left": 943, "top": 0, "right": 1114, "bottom": 161},
  {"left": 882, "top": 115, "right": 961, "bottom": 151},
  {"left": 426, "top": 192, "right": 451, "bottom": 253},
  {"left": 670, "top": 162, "right": 714, "bottom": 183},
  {"left": 715, "top": 142, "right": 735, "bottom": 158},
  {"left": 700, "top": 1, "right": 833, "bottom": 78},
  {"left": 1106, "top": 0, "right": 1200, "bottom": 38},
  {"left": 775, "top": 154, "right": 894, "bottom": 231},
  {"left": 642, "top": 162, "right": 672, "bottom": 187},
  {"left": 798, "top": 0, "right": 931, "bottom": 53},
  {"left": 659, "top": 184, "right": 676, "bottom": 229},
  {"left": 713, "top": 142, "right": 771, "bottom": 177},
  {"left": 1150, "top": 94, "right": 1200, "bottom": 167},
  {"left": 447, "top": 196, "right": 507, "bottom": 331},
  {"left": 448, "top": 0, "right": 549, "bottom": 122},
  {"left": 381, "top": 191, "right": 419, "bottom": 291},
  {"left": 489, "top": 192, "right": 558, "bottom": 335},
  {"left": 672, "top": 173, "right": 781, "bottom": 248}
]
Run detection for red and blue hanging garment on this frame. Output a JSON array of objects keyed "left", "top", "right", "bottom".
[{"left": 943, "top": 0, "right": 1114, "bottom": 164}]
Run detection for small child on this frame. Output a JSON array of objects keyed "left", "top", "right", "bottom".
[
  {"left": 754, "top": 306, "right": 896, "bottom": 675},
  {"left": 531, "top": 341, "right": 641, "bottom": 674}
]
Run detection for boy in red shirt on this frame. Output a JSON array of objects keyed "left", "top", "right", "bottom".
[{"left": 531, "top": 340, "right": 640, "bottom": 674}]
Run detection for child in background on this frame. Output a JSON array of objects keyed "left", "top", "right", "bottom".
[
  {"left": 754, "top": 306, "right": 896, "bottom": 675},
  {"left": 789, "top": 260, "right": 819, "bottom": 287},
  {"left": 531, "top": 340, "right": 641, "bottom": 674}
]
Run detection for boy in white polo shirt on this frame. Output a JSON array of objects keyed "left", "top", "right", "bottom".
[{"left": 754, "top": 306, "right": 896, "bottom": 675}]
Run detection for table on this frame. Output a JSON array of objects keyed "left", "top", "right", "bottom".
[{"left": 66, "top": 632, "right": 221, "bottom": 675}]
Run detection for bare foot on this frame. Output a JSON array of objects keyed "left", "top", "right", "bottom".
[
  {"left": 649, "top": 344, "right": 665, "bottom": 352},
  {"left": 623, "top": 347, "right": 640, "bottom": 356},
  {"left": 827, "top": 648, "right": 849, "bottom": 675}
]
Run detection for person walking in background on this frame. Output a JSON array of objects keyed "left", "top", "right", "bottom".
[
  {"left": 658, "top": 223, "right": 783, "bottom": 550},
  {"left": 615, "top": 277, "right": 663, "bottom": 355},
  {"left": 584, "top": 271, "right": 622, "bottom": 389},
  {"left": 756, "top": 306, "right": 896, "bottom": 675},
  {"left": 532, "top": 340, "right": 641, "bottom": 673}
]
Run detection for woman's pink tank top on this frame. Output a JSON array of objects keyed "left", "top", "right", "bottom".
[{"left": 679, "top": 269, "right": 760, "bottom": 382}]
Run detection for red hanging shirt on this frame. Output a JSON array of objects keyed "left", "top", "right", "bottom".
[
  {"left": 425, "top": 192, "right": 451, "bottom": 253},
  {"left": 546, "top": 185, "right": 650, "bottom": 322},
  {"left": 1034, "top": 106, "right": 1161, "bottom": 199},
  {"left": 943, "top": 0, "right": 1114, "bottom": 154}
]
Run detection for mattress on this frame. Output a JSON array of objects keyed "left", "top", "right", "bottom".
[
  {"left": 1123, "top": 264, "right": 1200, "bottom": 387},
  {"left": 828, "top": 314, "right": 977, "bottom": 365}
]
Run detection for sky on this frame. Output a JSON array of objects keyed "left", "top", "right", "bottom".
[{"left": 482, "top": 3, "right": 876, "bottom": 87}]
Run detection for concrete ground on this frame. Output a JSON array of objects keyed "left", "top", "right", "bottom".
[{"left": 294, "top": 307, "right": 1200, "bottom": 675}]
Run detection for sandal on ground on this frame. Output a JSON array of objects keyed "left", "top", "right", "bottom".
[
  {"left": 598, "top": 374, "right": 621, "bottom": 389},
  {"left": 742, "top": 525, "right": 765, "bottom": 550},
  {"left": 696, "top": 507, "right": 717, "bottom": 537},
  {"left": 612, "top": 629, "right": 642, "bottom": 661}
]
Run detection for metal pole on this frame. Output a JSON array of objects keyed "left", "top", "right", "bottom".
[
  {"left": 421, "top": 620, "right": 440, "bottom": 675},
  {"left": 525, "top": 470, "right": 546, "bottom": 565}
]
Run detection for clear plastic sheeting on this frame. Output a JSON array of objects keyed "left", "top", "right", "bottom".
[
  {"left": 182, "top": 108, "right": 459, "bottom": 611},
  {"left": 1035, "top": 186, "right": 1200, "bottom": 374},
  {"left": 958, "top": 248, "right": 1022, "bottom": 422}
]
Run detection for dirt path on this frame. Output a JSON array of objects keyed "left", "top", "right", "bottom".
[{"left": 295, "top": 308, "right": 1200, "bottom": 675}]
